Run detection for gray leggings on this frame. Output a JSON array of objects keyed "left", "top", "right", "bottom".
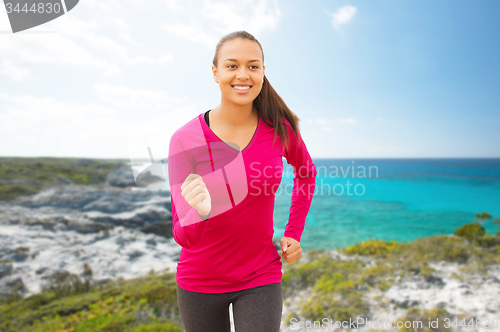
[{"left": 176, "top": 282, "right": 283, "bottom": 332}]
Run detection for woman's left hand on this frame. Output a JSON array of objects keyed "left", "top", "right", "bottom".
[{"left": 280, "top": 237, "right": 302, "bottom": 263}]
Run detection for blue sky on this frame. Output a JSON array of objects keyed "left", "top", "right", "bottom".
[{"left": 0, "top": 0, "right": 499, "bottom": 159}]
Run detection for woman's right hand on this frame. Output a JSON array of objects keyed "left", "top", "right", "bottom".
[{"left": 181, "top": 174, "right": 212, "bottom": 219}]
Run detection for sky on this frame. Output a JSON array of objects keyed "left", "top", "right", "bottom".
[{"left": 0, "top": 0, "right": 499, "bottom": 160}]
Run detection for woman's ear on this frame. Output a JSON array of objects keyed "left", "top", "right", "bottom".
[{"left": 212, "top": 65, "right": 219, "bottom": 83}]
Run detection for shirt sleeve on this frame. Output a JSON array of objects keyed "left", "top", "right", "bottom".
[
  {"left": 283, "top": 122, "right": 317, "bottom": 243},
  {"left": 168, "top": 132, "right": 209, "bottom": 249}
]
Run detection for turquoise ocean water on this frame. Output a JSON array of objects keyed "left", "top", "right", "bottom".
[{"left": 272, "top": 158, "right": 500, "bottom": 251}]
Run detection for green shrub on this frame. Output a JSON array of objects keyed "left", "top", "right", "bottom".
[
  {"left": 71, "top": 173, "right": 90, "bottom": 184},
  {"left": 476, "top": 234, "right": 500, "bottom": 248},
  {"left": 130, "top": 321, "right": 183, "bottom": 332},
  {"left": 282, "top": 253, "right": 366, "bottom": 297},
  {"left": 360, "top": 264, "right": 393, "bottom": 287},
  {"left": 454, "top": 222, "right": 485, "bottom": 241},
  {"left": 41, "top": 271, "right": 91, "bottom": 298},
  {"left": 0, "top": 157, "right": 124, "bottom": 201},
  {"left": 73, "top": 313, "right": 135, "bottom": 332},
  {"left": 418, "top": 263, "right": 435, "bottom": 278},
  {"left": 341, "top": 239, "right": 398, "bottom": 257},
  {"left": 301, "top": 290, "right": 369, "bottom": 322},
  {"left": 283, "top": 255, "right": 369, "bottom": 323},
  {"left": 0, "top": 184, "right": 39, "bottom": 201},
  {"left": 388, "top": 235, "right": 470, "bottom": 266},
  {"left": 395, "top": 307, "right": 451, "bottom": 332},
  {"left": 0, "top": 273, "right": 182, "bottom": 332},
  {"left": 475, "top": 212, "right": 492, "bottom": 220}
]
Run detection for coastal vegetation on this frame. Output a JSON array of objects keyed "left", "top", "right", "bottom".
[
  {"left": 1, "top": 157, "right": 499, "bottom": 331},
  {"left": 0, "top": 270, "right": 183, "bottom": 332},
  {"left": 0, "top": 157, "right": 124, "bottom": 201},
  {"left": 1, "top": 218, "right": 499, "bottom": 331},
  {"left": 281, "top": 218, "right": 500, "bottom": 330}
]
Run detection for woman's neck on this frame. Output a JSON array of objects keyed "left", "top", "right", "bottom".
[{"left": 212, "top": 100, "right": 257, "bottom": 127}]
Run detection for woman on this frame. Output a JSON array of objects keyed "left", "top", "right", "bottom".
[{"left": 168, "top": 30, "right": 317, "bottom": 332}]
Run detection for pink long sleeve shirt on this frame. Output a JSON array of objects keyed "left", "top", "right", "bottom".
[{"left": 168, "top": 110, "right": 317, "bottom": 293}]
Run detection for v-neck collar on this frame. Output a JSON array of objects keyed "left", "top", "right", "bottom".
[{"left": 201, "top": 110, "right": 260, "bottom": 153}]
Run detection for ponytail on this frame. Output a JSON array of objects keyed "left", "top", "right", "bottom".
[
  {"left": 253, "top": 75, "right": 301, "bottom": 153},
  {"left": 212, "top": 30, "right": 302, "bottom": 154}
]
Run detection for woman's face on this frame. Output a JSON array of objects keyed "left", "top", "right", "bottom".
[{"left": 212, "top": 38, "right": 266, "bottom": 107}]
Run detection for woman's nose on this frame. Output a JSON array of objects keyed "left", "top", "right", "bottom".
[{"left": 236, "top": 68, "right": 249, "bottom": 80}]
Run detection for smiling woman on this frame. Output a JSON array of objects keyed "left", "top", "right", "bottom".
[
  {"left": 213, "top": 39, "right": 264, "bottom": 109},
  {"left": 168, "top": 30, "right": 317, "bottom": 332},
  {"left": 209, "top": 31, "right": 303, "bottom": 154}
]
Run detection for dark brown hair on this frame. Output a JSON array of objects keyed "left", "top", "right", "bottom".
[{"left": 212, "top": 30, "right": 301, "bottom": 153}]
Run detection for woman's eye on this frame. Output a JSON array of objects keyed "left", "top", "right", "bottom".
[{"left": 227, "top": 65, "right": 259, "bottom": 69}]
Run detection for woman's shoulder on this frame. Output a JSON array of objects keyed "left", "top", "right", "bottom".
[
  {"left": 171, "top": 113, "right": 206, "bottom": 137},
  {"left": 169, "top": 113, "right": 207, "bottom": 149}
]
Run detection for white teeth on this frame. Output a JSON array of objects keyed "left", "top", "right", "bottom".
[{"left": 233, "top": 86, "right": 250, "bottom": 90}]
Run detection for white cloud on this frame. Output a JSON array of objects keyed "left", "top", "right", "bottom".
[
  {"left": 161, "top": 20, "right": 219, "bottom": 49},
  {"left": 158, "top": 53, "right": 175, "bottom": 64},
  {"left": 0, "top": 94, "right": 115, "bottom": 139},
  {"left": 50, "top": 16, "right": 153, "bottom": 66},
  {"left": 1, "top": 59, "right": 32, "bottom": 81},
  {"left": 0, "top": 93, "right": 135, "bottom": 158},
  {"left": 93, "top": 82, "right": 183, "bottom": 109},
  {"left": 201, "top": 1, "right": 246, "bottom": 31},
  {"left": 84, "top": 0, "right": 156, "bottom": 12},
  {"left": 164, "top": 0, "right": 183, "bottom": 11},
  {"left": 0, "top": 0, "right": 283, "bottom": 158},
  {"left": 338, "top": 117, "right": 357, "bottom": 124},
  {"left": 328, "top": 5, "right": 357, "bottom": 30},
  {"left": 84, "top": 0, "right": 113, "bottom": 12},
  {"left": 113, "top": 17, "right": 129, "bottom": 30},
  {"left": 0, "top": 92, "right": 203, "bottom": 158},
  {"left": 0, "top": 7, "right": 155, "bottom": 77},
  {"left": 244, "top": 0, "right": 281, "bottom": 34},
  {"left": 205, "top": 0, "right": 281, "bottom": 36},
  {"left": 306, "top": 117, "right": 357, "bottom": 132},
  {"left": 0, "top": 31, "right": 120, "bottom": 75},
  {"left": 162, "top": 0, "right": 281, "bottom": 48}
]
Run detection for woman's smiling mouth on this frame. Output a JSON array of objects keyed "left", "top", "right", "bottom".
[{"left": 232, "top": 85, "right": 252, "bottom": 94}]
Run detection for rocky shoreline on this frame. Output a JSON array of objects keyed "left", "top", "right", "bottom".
[
  {"left": 280, "top": 250, "right": 500, "bottom": 331},
  {"left": 0, "top": 164, "right": 180, "bottom": 298},
  {"left": 1, "top": 159, "right": 499, "bottom": 331}
]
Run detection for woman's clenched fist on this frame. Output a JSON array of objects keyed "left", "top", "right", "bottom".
[{"left": 181, "top": 174, "right": 212, "bottom": 219}]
